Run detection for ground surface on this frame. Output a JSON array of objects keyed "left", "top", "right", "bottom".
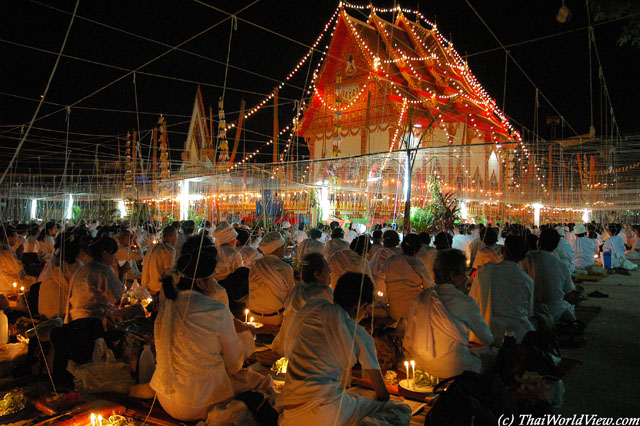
[{"left": 560, "top": 268, "right": 640, "bottom": 417}]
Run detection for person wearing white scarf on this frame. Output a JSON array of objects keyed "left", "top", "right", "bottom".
[
  {"left": 247, "top": 232, "right": 294, "bottom": 325},
  {"left": 369, "top": 230, "right": 402, "bottom": 297},
  {"left": 323, "top": 227, "right": 350, "bottom": 260},
  {"left": 327, "top": 235, "right": 372, "bottom": 290},
  {"left": 296, "top": 228, "right": 325, "bottom": 261},
  {"left": 403, "top": 249, "right": 493, "bottom": 379},
  {"left": 213, "top": 222, "right": 244, "bottom": 281}
]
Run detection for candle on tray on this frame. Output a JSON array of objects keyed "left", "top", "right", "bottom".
[
  {"left": 98, "top": 414, "right": 103, "bottom": 426},
  {"left": 249, "top": 316, "right": 254, "bottom": 324},
  {"left": 404, "top": 361, "right": 409, "bottom": 382},
  {"left": 410, "top": 360, "right": 416, "bottom": 387},
  {"left": 12, "top": 282, "right": 17, "bottom": 295},
  {"left": 244, "top": 308, "right": 250, "bottom": 323},
  {"left": 20, "top": 286, "right": 24, "bottom": 293},
  {"left": 90, "top": 413, "right": 96, "bottom": 426}
]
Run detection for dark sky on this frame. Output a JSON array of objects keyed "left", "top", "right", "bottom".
[{"left": 1, "top": 0, "right": 638, "bottom": 176}]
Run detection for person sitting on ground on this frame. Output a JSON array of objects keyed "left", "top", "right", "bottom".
[
  {"left": 433, "top": 231, "right": 453, "bottom": 250},
  {"left": 150, "top": 247, "right": 256, "bottom": 422},
  {"left": 279, "top": 272, "right": 411, "bottom": 425},
  {"left": 212, "top": 221, "right": 244, "bottom": 281},
  {"left": 383, "top": 233, "right": 434, "bottom": 323},
  {"left": 141, "top": 225, "right": 177, "bottom": 295},
  {"left": 39, "top": 231, "right": 83, "bottom": 319},
  {"left": 369, "top": 229, "right": 402, "bottom": 297},
  {"left": 23, "top": 224, "right": 41, "bottom": 258},
  {"left": 271, "top": 252, "right": 333, "bottom": 356},
  {"left": 291, "top": 222, "right": 307, "bottom": 247},
  {"left": 113, "top": 229, "right": 143, "bottom": 282},
  {"left": 344, "top": 223, "right": 358, "bottom": 244},
  {"left": 178, "top": 235, "right": 229, "bottom": 305},
  {"left": 403, "top": 249, "right": 494, "bottom": 379},
  {"left": 368, "top": 229, "right": 383, "bottom": 260},
  {"left": 175, "top": 220, "right": 195, "bottom": 258},
  {"left": 416, "top": 232, "right": 437, "bottom": 278},
  {"left": 470, "top": 235, "right": 534, "bottom": 343},
  {"left": 0, "top": 226, "right": 37, "bottom": 295},
  {"left": 247, "top": 232, "right": 295, "bottom": 325},
  {"left": 38, "top": 221, "right": 57, "bottom": 262},
  {"left": 296, "top": 228, "right": 325, "bottom": 261},
  {"left": 520, "top": 228, "right": 576, "bottom": 322},
  {"left": 323, "top": 226, "right": 350, "bottom": 259},
  {"left": 603, "top": 223, "right": 637, "bottom": 272},
  {"left": 572, "top": 223, "right": 604, "bottom": 275},
  {"left": 236, "top": 227, "right": 262, "bottom": 267},
  {"left": 472, "top": 227, "right": 503, "bottom": 269},
  {"left": 554, "top": 226, "right": 576, "bottom": 275},
  {"left": 468, "top": 224, "right": 486, "bottom": 266},
  {"left": 328, "top": 235, "right": 373, "bottom": 289}
]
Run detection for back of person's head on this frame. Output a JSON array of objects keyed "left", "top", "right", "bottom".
[
  {"left": 0, "top": 226, "right": 16, "bottom": 243},
  {"left": 331, "top": 227, "right": 344, "bottom": 239},
  {"left": 301, "top": 252, "right": 327, "bottom": 283},
  {"left": 503, "top": 235, "right": 527, "bottom": 262},
  {"left": 235, "top": 227, "right": 250, "bottom": 246},
  {"left": 162, "top": 246, "right": 218, "bottom": 300},
  {"left": 418, "top": 232, "right": 431, "bottom": 246},
  {"left": 539, "top": 228, "right": 560, "bottom": 251},
  {"left": 333, "top": 272, "right": 374, "bottom": 317},
  {"left": 350, "top": 235, "right": 371, "bottom": 256},
  {"left": 86, "top": 234, "right": 118, "bottom": 260},
  {"left": 330, "top": 221, "right": 340, "bottom": 230},
  {"left": 171, "top": 221, "right": 181, "bottom": 230},
  {"left": 182, "top": 220, "right": 195, "bottom": 234},
  {"left": 524, "top": 233, "right": 538, "bottom": 251},
  {"left": 298, "top": 223, "right": 304, "bottom": 231},
  {"left": 45, "top": 221, "right": 56, "bottom": 233},
  {"left": 54, "top": 231, "right": 80, "bottom": 264},
  {"left": 401, "top": 233, "right": 422, "bottom": 256},
  {"left": 434, "top": 231, "right": 453, "bottom": 250},
  {"left": 433, "top": 249, "right": 467, "bottom": 285},
  {"left": 118, "top": 229, "right": 132, "bottom": 243},
  {"left": 162, "top": 225, "right": 177, "bottom": 238},
  {"left": 309, "top": 228, "right": 322, "bottom": 239},
  {"left": 372, "top": 229, "right": 382, "bottom": 241},
  {"left": 181, "top": 234, "right": 216, "bottom": 257},
  {"left": 480, "top": 228, "right": 498, "bottom": 246},
  {"left": 28, "top": 224, "right": 40, "bottom": 237},
  {"left": 382, "top": 230, "right": 400, "bottom": 248}
]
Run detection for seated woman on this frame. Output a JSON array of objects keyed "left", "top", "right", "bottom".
[
  {"left": 271, "top": 252, "right": 333, "bottom": 356},
  {"left": 0, "top": 226, "right": 37, "bottom": 294},
  {"left": 279, "top": 272, "right": 411, "bottom": 426},
  {"left": 39, "top": 232, "right": 83, "bottom": 319},
  {"left": 327, "top": 235, "right": 372, "bottom": 289},
  {"left": 471, "top": 227, "right": 503, "bottom": 269},
  {"left": 383, "top": 233, "right": 433, "bottom": 322},
  {"left": 151, "top": 248, "right": 255, "bottom": 421},
  {"left": 179, "top": 234, "right": 229, "bottom": 306},
  {"left": 403, "top": 249, "right": 494, "bottom": 379}
]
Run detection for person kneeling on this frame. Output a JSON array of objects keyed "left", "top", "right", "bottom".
[
  {"left": 151, "top": 248, "right": 255, "bottom": 422},
  {"left": 279, "top": 272, "right": 411, "bottom": 426}
]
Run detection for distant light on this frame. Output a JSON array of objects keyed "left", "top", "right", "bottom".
[
  {"left": 65, "top": 194, "right": 73, "bottom": 221},
  {"left": 118, "top": 200, "right": 127, "bottom": 219},
  {"left": 557, "top": 1, "right": 570, "bottom": 23},
  {"left": 30, "top": 199, "right": 37, "bottom": 219}
]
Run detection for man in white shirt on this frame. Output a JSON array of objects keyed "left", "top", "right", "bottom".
[
  {"left": 296, "top": 228, "right": 325, "bottom": 261},
  {"left": 247, "top": 232, "right": 294, "bottom": 325},
  {"left": 404, "top": 249, "right": 494, "bottom": 379},
  {"left": 520, "top": 228, "right": 576, "bottom": 322},
  {"left": 452, "top": 225, "right": 474, "bottom": 264},
  {"left": 603, "top": 223, "right": 636, "bottom": 271},
  {"left": 470, "top": 235, "right": 534, "bottom": 343},
  {"left": 113, "top": 229, "right": 143, "bottom": 282},
  {"left": 141, "top": 226, "right": 177, "bottom": 294},
  {"left": 327, "top": 235, "right": 372, "bottom": 289},
  {"left": 0, "top": 226, "right": 36, "bottom": 293},
  {"left": 235, "top": 227, "right": 262, "bottom": 268},
  {"left": 344, "top": 224, "right": 358, "bottom": 243},
  {"left": 572, "top": 223, "right": 603, "bottom": 275},
  {"left": 368, "top": 230, "right": 401, "bottom": 297},
  {"left": 212, "top": 222, "right": 244, "bottom": 281},
  {"left": 323, "top": 227, "right": 350, "bottom": 260},
  {"left": 554, "top": 226, "right": 576, "bottom": 275},
  {"left": 291, "top": 223, "right": 307, "bottom": 246}
]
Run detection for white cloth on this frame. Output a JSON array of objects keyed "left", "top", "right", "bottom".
[
  {"left": 238, "top": 245, "right": 262, "bottom": 268},
  {"left": 603, "top": 234, "right": 627, "bottom": 267},
  {"left": 23, "top": 236, "right": 39, "bottom": 254},
  {"left": 470, "top": 261, "right": 534, "bottom": 344},
  {"left": 39, "top": 235, "right": 55, "bottom": 261},
  {"left": 136, "top": 230, "right": 156, "bottom": 250},
  {"left": 247, "top": 254, "right": 294, "bottom": 324},
  {"left": 323, "top": 238, "right": 350, "bottom": 260},
  {"left": 383, "top": 254, "right": 433, "bottom": 321},
  {"left": 296, "top": 238, "right": 325, "bottom": 261},
  {"left": 369, "top": 247, "right": 401, "bottom": 296},
  {"left": 213, "top": 245, "right": 244, "bottom": 281},
  {"left": 0, "top": 245, "right": 35, "bottom": 291},
  {"left": 327, "top": 250, "right": 372, "bottom": 289},
  {"left": 213, "top": 222, "right": 238, "bottom": 246},
  {"left": 573, "top": 237, "right": 597, "bottom": 269},
  {"left": 259, "top": 232, "right": 285, "bottom": 254},
  {"left": 150, "top": 290, "right": 254, "bottom": 421},
  {"left": 175, "top": 232, "right": 189, "bottom": 258},
  {"left": 39, "top": 259, "right": 83, "bottom": 319},
  {"left": 292, "top": 230, "right": 307, "bottom": 246},
  {"left": 520, "top": 251, "right": 575, "bottom": 321},
  {"left": 280, "top": 299, "right": 410, "bottom": 426},
  {"left": 271, "top": 281, "right": 333, "bottom": 356},
  {"left": 141, "top": 242, "right": 176, "bottom": 294},
  {"left": 403, "top": 285, "right": 493, "bottom": 379},
  {"left": 68, "top": 261, "right": 125, "bottom": 321},
  {"left": 554, "top": 238, "right": 575, "bottom": 274},
  {"left": 452, "top": 234, "right": 473, "bottom": 261},
  {"left": 472, "top": 244, "right": 503, "bottom": 269},
  {"left": 416, "top": 245, "right": 437, "bottom": 279},
  {"left": 344, "top": 230, "right": 358, "bottom": 244}
]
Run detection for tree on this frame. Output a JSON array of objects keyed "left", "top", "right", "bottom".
[{"left": 589, "top": 0, "right": 640, "bottom": 49}]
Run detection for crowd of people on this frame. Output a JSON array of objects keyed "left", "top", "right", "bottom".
[{"left": 0, "top": 216, "right": 638, "bottom": 425}]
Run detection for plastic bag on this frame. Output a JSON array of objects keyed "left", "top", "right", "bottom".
[{"left": 67, "top": 338, "right": 134, "bottom": 394}]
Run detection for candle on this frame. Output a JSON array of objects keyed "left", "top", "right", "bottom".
[
  {"left": 12, "top": 282, "right": 17, "bottom": 295},
  {"left": 410, "top": 360, "right": 416, "bottom": 387},
  {"left": 20, "top": 286, "right": 24, "bottom": 293},
  {"left": 98, "top": 414, "right": 103, "bottom": 426},
  {"left": 404, "top": 361, "right": 409, "bottom": 382},
  {"left": 244, "top": 308, "right": 249, "bottom": 323},
  {"left": 377, "top": 291, "right": 384, "bottom": 298},
  {"left": 249, "top": 316, "right": 254, "bottom": 324},
  {"left": 90, "top": 413, "right": 96, "bottom": 426}
]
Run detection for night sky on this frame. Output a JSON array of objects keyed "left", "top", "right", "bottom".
[{"left": 1, "top": 0, "right": 638, "bottom": 176}]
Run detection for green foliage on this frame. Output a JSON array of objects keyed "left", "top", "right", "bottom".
[
  {"left": 71, "top": 206, "right": 85, "bottom": 224},
  {"left": 410, "top": 176, "right": 461, "bottom": 233},
  {"left": 96, "top": 200, "right": 118, "bottom": 224},
  {"left": 589, "top": 0, "right": 640, "bottom": 49},
  {"left": 187, "top": 209, "right": 204, "bottom": 225}
]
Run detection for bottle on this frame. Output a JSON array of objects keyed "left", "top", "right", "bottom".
[
  {"left": 0, "top": 310, "right": 8, "bottom": 345},
  {"left": 138, "top": 344, "right": 155, "bottom": 384}
]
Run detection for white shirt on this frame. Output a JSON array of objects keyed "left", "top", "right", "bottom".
[
  {"left": 554, "top": 238, "right": 575, "bottom": 274},
  {"left": 213, "top": 245, "right": 244, "bottom": 281},
  {"left": 247, "top": 254, "right": 294, "bottom": 316},
  {"left": 327, "top": 249, "right": 372, "bottom": 289},
  {"left": 296, "top": 238, "right": 325, "bottom": 261},
  {"left": 404, "top": 285, "right": 493, "bottom": 379},
  {"left": 292, "top": 230, "right": 307, "bottom": 246},
  {"left": 369, "top": 246, "right": 401, "bottom": 296},
  {"left": 452, "top": 234, "right": 473, "bottom": 260},
  {"left": 603, "top": 234, "right": 626, "bottom": 264},
  {"left": 472, "top": 244, "right": 503, "bottom": 269},
  {"left": 141, "top": 242, "right": 175, "bottom": 294},
  {"left": 323, "top": 238, "right": 350, "bottom": 260},
  {"left": 68, "top": 261, "right": 125, "bottom": 321},
  {"left": 520, "top": 251, "right": 575, "bottom": 321},
  {"left": 573, "top": 237, "right": 597, "bottom": 269},
  {"left": 0, "top": 245, "right": 35, "bottom": 291},
  {"left": 383, "top": 254, "right": 433, "bottom": 321},
  {"left": 416, "top": 245, "right": 438, "bottom": 279},
  {"left": 344, "top": 230, "right": 358, "bottom": 244},
  {"left": 151, "top": 290, "right": 253, "bottom": 421},
  {"left": 39, "top": 259, "right": 83, "bottom": 319},
  {"left": 238, "top": 245, "right": 262, "bottom": 268},
  {"left": 470, "top": 261, "right": 534, "bottom": 343}
]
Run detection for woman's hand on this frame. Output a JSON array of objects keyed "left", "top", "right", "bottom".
[{"left": 366, "top": 369, "right": 390, "bottom": 402}]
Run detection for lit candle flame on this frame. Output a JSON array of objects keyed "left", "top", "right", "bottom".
[
  {"left": 12, "top": 282, "right": 17, "bottom": 288},
  {"left": 20, "top": 286, "right": 24, "bottom": 292},
  {"left": 98, "top": 414, "right": 103, "bottom": 426},
  {"left": 90, "top": 413, "right": 97, "bottom": 426},
  {"left": 244, "top": 308, "right": 249, "bottom": 323}
]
